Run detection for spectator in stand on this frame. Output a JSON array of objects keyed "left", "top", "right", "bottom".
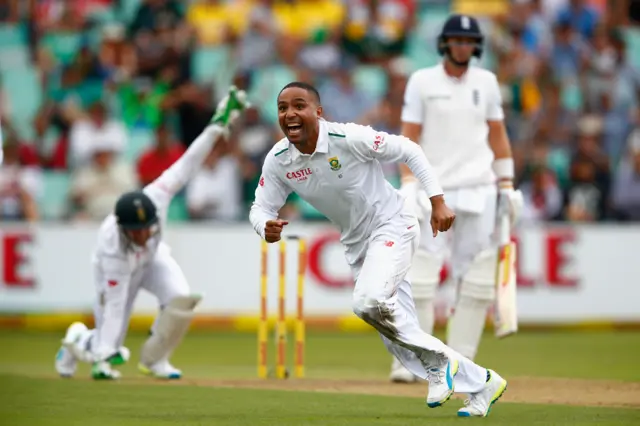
[
  {"left": 236, "top": 0, "right": 279, "bottom": 75},
  {"left": 274, "top": 0, "right": 345, "bottom": 74},
  {"left": 69, "top": 101, "right": 127, "bottom": 168},
  {"left": 162, "top": 81, "right": 216, "bottom": 148},
  {"left": 70, "top": 141, "right": 136, "bottom": 221},
  {"left": 342, "top": 0, "right": 415, "bottom": 64},
  {"left": 234, "top": 106, "right": 280, "bottom": 206},
  {"left": 562, "top": 120, "right": 611, "bottom": 221},
  {"left": 136, "top": 122, "right": 184, "bottom": 187},
  {"left": 519, "top": 165, "right": 563, "bottom": 223},
  {"left": 186, "top": 141, "right": 241, "bottom": 222},
  {"left": 128, "top": 0, "right": 182, "bottom": 38},
  {"left": 187, "top": 0, "right": 249, "bottom": 46},
  {"left": 549, "top": 18, "right": 587, "bottom": 84},
  {"left": 0, "top": 136, "right": 41, "bottom": 222},
  {"left": 611, "top": 130, "right": 640, "bottom": 220},
  {"left": 0, "top": 0, "right": 19, "bottom": 23},
  {"left": 318, "top": 63, "right": 374, "bottom": 123},
  {"left": 556, "top": 0, "right": 600, "bottom": 40}
]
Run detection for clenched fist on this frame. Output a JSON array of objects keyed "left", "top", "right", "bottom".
[
  {"left": 429, "top": 195, "right": 455, "bottom": 237},
  {"left": 264, "top": 219, "right": 288, "bottom": 243}
]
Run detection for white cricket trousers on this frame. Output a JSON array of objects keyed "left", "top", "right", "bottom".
[
  {"left": 350, "top": 213, "right": 487, "bottom": 393},
  {"left": 93, "top": 244, "right": 190, "bottom": 352}
]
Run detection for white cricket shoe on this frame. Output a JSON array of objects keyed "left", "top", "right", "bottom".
[
  {"left": 389, "top": 357, "right": 418, "bottom": 383},
  {"left": 426, "top": 357, "right": 459, "bottom": 408},
  {"left": 457, "top": 369, "right": 507, "bottom": 417},
  {"left": 138, "top": 358, "right": 182, "bottom": 380},
  {"left": 55, "top": 322, "right": 88, "bottom": 377}
]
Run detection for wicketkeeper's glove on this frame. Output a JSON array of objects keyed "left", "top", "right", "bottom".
[{"left": 210, "top": 85, "right": 250, "bottom": 130}]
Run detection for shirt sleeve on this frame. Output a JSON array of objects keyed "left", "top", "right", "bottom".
[
  {"left": 401, "top": 71, "right": 424, "bottom": 124},
  {"left": 143, "top": 124, "right": 224, "bottom": 220},
  {"left": 249, "top": 154, "right": 292, "bottom": 239},
  {"left": 344, "top": 123, "right": 444, "bottom": 198},
  {"left": 486, "top": 74, "right": 505, "bottom": 121},
  {"left": 94, "top": 255, "right": 131, "bottom": 361}
]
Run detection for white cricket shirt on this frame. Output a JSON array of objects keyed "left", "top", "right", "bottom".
[
  {"left": 250, "top": 120, "right": 443, "bottom": 260},
  {"left": 402, "top": 63, "right": 505, "bottom": 189},
  {"left": 91, "top": 125, "right": 222, "bottom": 358}
]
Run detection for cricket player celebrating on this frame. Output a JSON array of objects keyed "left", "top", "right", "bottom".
[
  {"left": 389, "top": 15, "right": 524, "bottom": 383},
  {"left": 55, "top": 86, "right": 248, "bottom": 380},
  {"left": 250, "top": 81, "right": 507, "bottom": 417}
]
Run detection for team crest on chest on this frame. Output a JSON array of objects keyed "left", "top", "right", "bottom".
[
  {"left": 472, "top": 89, "right": 480, "bottom": 106},
  {"left": 328, "top": 156, "right": 342, "bottom": 171}
]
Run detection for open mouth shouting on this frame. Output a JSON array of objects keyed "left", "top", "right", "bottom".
[{"left": 286, "top": 122, "right": 303, "bottom": 138}]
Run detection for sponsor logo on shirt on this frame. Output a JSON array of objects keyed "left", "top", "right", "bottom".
[
  {"left": 259, "top": 176, "right": 265, "bottom": 187},
  {"left": 372, "top": 133, "right": 385, "bottom": 151},
  {"left": 108, "top": 280, "right": 118, "bottom": 287},
  {"left": 286, "top": 168, "right": 313, "bottom": 182}
]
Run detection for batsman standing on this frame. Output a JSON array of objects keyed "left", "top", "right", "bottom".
[
  {"left": 54, "top": 87, "right": 248, "bottom": 380},
  {"left": 389, "top": 15, "right": 523, "bottom": 383},
  {"left": 250, "top": 81, "right": 507, "bottom": 417}
]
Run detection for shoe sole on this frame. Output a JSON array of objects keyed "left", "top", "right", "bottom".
[
  {"left": 427, "top": 360, "right": 459, "bottom": 408},
  {"left": 138, "top": 363, "right": 181, "bottom": 380},
  {"left": 457, "top": 379, "right": 508, "bottom": 417}
]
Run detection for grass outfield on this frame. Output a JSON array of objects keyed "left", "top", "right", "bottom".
[{"left": 1, "top": 330, "right": 639, "bottom": 425}]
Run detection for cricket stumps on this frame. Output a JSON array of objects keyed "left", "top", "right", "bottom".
[{"left": 258, "top": 236, "right": 306, "bottom": 379}]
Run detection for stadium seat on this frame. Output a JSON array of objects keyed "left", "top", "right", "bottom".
[
  {"left": 353, "top": 65, "right": 387, "bottom": 100},
  {"left": 167, "top": 193, "right": 190, "bottom": 222},
  {"left": 124, "top": 129, "right": 154, "bottom": 163},
  {"left": 623, "top": 28, "right": 640, "bottom": 69},
  {"left": 41, "top": 32, "right": 83, "bottom": 66},
  {"left": 0, "top": 24, "right": 29, "bottom": 71},
  {"left": 248, "top": 65, "right": 297, "bottom": 123},
  {"left": 38, "top": 171, "right": 72, "bottom": 220},
  {"left": 119, "top": 0, "right": 143, "bottom": 23},
  {"left": 191, "top": 46, "right": 236, "bottom": 96},
  {"left": 1, "top": 66, "right": 43, "bottom": 140}
]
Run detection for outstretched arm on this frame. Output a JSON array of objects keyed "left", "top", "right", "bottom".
[
  {"left": 249, "top": 155, "right": 292, "bottom": 242},
  {"left": 345, "top": 123, "right": 443, "bottom": 199},
  {"left": 144, "top": 87, "right": 248, "bottom": 217},
  {"left": 345, "top": 123, "right": 455, "bottom": 235}
]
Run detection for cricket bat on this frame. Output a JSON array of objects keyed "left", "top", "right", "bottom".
[{"left": 494, "top": 209, "right": 518, "bottom": 338}]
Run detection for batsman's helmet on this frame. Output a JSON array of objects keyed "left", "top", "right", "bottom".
[
  {"left": 437, "top": 14, "right": 484, "bottom": 59},
  {"left": 114, "top": 191, "right": 158, "bottom": 230}
]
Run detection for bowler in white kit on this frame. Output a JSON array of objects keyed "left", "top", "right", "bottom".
[
  {"left": 389, "top": 14, "right": 524, "bottom": 383},
  {"left": 250, "top": 81, "right": 507, "bottom": 417},
  {"left": 54, "top": 87, "right": 248, "bottom": 380}
]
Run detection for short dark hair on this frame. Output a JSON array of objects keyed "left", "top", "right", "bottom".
[{"left": 278, "top": 81, "right": 321, "bottom": 104}]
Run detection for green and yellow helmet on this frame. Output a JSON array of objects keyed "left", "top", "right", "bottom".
[{"left": 114, "top": 191, "right": 158, "bottom": 230}]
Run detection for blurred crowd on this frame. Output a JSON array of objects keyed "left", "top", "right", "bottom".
[{"left": 1, "top": 0, "right": 640, "bottom": 224}]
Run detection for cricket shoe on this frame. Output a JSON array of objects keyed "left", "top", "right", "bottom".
[
  {"left": 389, "top": 357, "right": 418, "bottom": 383},
  {"left": 138, "top": 359, "right": 182, "bottom": 380},
  {"left": 426, "top": 357, "right": 459, "bottom": 408},
  {"left": 55, "top": 322, "right": 88, "bottom": 377},
  {"left": 457, "top": 369, "right": 507, "bottom": 417}
]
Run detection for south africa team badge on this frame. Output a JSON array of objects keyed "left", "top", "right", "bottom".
[{"left": 328, "top": 156, "right": 341, "bottom": 171}]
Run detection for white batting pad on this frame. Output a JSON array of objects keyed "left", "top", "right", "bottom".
[{"left": 140, "top": 295, "right": 202, "bottom": 366}]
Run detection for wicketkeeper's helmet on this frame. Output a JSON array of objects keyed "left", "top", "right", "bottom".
[
  {"left": 437, "top": 14, "right": 484, "bottom": 59},
  {"left": 114, "top": 191, "right": 158, "bottom": 230}
]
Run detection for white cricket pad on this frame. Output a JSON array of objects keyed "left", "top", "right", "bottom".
[
  {"left": 459, "top": 248, "right": 497, "bottom": 301},
  {"left": 409, "top": 250, "right": 443, "bottom": 300},
  {"left": 140, "top": 295, "right": 202, "bottom": 366}
]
